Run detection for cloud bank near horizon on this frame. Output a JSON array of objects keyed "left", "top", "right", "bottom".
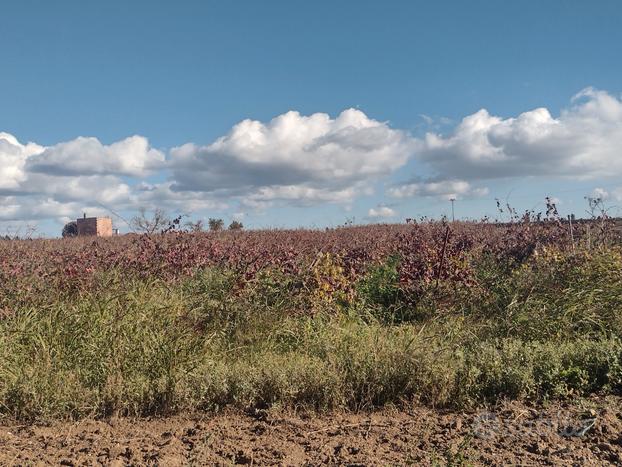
[{"left": 2, "top": 87, "right": 622, "bottom": 229}]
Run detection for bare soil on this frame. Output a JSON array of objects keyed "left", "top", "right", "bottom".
[{"left": 1, "top": 396, "right": 621, "bottom": 466}]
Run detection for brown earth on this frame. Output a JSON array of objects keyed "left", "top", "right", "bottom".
[{"left": 1, "top": 396, "right": 621, "bottom": 466}]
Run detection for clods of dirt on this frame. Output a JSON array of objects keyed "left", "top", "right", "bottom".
[{"left": 1, "top": 395, "right": 621, "bottom": 466}]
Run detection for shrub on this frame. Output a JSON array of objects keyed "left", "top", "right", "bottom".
[
  {"left": 62, "top": 221, "right": 78, "bottom": 238},
  {"left": 208, "top": 218, "right": 224, "bottom": 232},
  {"left": 1, "top": 221, "right": 622, "bottom": 421}
]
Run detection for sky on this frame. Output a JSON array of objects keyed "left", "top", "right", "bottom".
[{"left": 1, "top": 0, "right": 622, "bottom": 236}]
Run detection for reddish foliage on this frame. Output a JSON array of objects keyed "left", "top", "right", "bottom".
[{"left": 0, "top": 219, "right": 599, "bottom": 304}]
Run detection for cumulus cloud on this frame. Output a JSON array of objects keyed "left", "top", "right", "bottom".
[
  {"left": 389, "top": 179, "right": 489, "bottom": 200},
  {"left": 22, "top": 173, "right": 132, "bottom": 204},
  {"left": 170, "top": 109, "right": 414, "bottom": 204},
  {"left": 4, "top": 88, "right": 622, "bottom": 231},
  {"left": 241, "top": 183, "right": 370, "bottom": 210},
  {"left": 416, "top": 87, "right": 622, "bottom": 180},
  {"left": 590, "top": 187, "right": 622, "bottom": 202},
  {"left": 0, "top": 195, "right": 82, "bottom": 222},
  {"left": 0, "top": 132, "right": 44, "bottom": 191},
  {"left": 0, "top": 132, "right": 170, "bottom": 224},
  {"left": 368, "top": 206, "right": 397, "bottom": 218},
  {"left": 132, "top": 181, "right": 228, "bottom": 213},
  {"left": 590, "top": 187, "right": 611, "bottom": 200},
  {"left": 26, "top": 135, "right": 164, "bottom": 177}
]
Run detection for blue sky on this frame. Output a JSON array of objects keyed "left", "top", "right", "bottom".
[{"left": 1, "top": 1, "right": 622, "bottom": 235}]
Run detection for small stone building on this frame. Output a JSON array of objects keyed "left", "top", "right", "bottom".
[{"left": 76, "top": 215, "right": 113, "bottom": 237}]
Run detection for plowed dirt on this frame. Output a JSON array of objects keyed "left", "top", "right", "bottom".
[{"left": 1, "top": 396, "right": 621, "bottom": 466}]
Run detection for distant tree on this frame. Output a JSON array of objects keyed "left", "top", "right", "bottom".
[
  {"left": 62, "top": 221, "right": 78, "bottom": 238},
  {"left": 208, "top": 218, "right": 224, "bottom": 232},
  {"left": 185, "top": 219, "right": 205, "bottom": 232},
  {"left": 131, "top": 207, "right": 170, "bottom": 234},
  {"left": 228, "top": 221, "right": 244, "bottom": 230},
  {"left": 228, "top": 220, "right": 244, "bottom": 231}
]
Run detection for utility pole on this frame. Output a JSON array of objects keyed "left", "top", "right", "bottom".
[{"left": 450, "top": 198, "right": 456, "bottom": 222}]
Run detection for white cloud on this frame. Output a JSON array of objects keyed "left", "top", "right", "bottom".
[
  {"left": 0, "top": 132, "right": 168, "bottom": 224},
  {"left": 590, "top": 187, "right": 622, "bottom": 202},
  {"left": 590, "top": 187, "right": 610, "bottom": 200},
  {"left": 416, "top": 88, "right": 622, "bottom": 180},
  {"left": 22, "top": 173, "right": 132, "bottom": 204},
  {"left": 368, "top": 206, "right": 397, "bottom": 218},
  {"left": 26, "top": 135, "right": 164, "bottom": 177},
  {"left": 0, "top": 195, "right": 84, "bottom": 222},
  {"left": 170, "top": 109, "right": 414, "bottom": 204},
  {"left": 231, "top": 211, "right": 246, "bottom": 221},
  {"left": 241, "top": 183, "right": 366, "bottom": 209},
  {"left": 389, "top": 179, "right": 488, "bottom": 200},
  {"left": 4, "top": 88, "right": 622, "bottom": 231},
  {"left": 0, "top": 132, "right": 44, "bottom": 191},
  {"left": 131, "top": 181, "right": 228, "bottom": 213}
]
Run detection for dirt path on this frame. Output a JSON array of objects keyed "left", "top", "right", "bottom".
[{"left": 1, "top": 396, "right": 621, "bottom": 466}]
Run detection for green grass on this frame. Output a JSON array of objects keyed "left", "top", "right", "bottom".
[{"left": 1, "top": 247, "right": 621, "bottom": 421}]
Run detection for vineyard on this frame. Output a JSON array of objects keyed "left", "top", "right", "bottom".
[{"left": 0, "top": 218, "right": 621, "bottom": 422}]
